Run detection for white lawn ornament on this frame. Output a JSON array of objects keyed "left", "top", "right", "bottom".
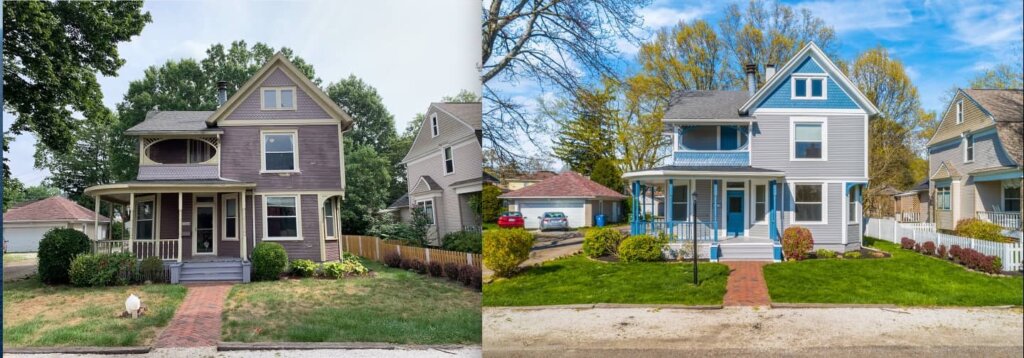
[{"left": 125, "top": 294, "right": 142, "bottom": 319}]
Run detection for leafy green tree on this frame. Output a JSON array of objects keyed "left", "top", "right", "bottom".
[
  {"left": 339, "top": 139, "right": 392, "bottom": 235},
  {"left": 551, "top": 85, "right": 616, "bottom": 175},
  {"left": 34, "top": 107, "right": 118, "bottom": 208},
  {"left": 443, "top": 90, "right": 482, "bottom": 103},
  {"left": 590, "top": 158, "right": 624, "bottom": 193},
  {"left": 481, "top": 183, "right": 503, "bottom": 223},
  {"left": 2, "top": 134, "right": 24, "bottom": 211}
]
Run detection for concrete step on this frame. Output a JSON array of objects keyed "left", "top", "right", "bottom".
[
  {"left": 719, "top": 243, "right": 775, "bottom": 260},
  {"left": 181, "top": 261, "right": 243, "bottom": 269},
  {"left": 180, "top": 272, "right": 243, "bottom": 282},
  {"left": 181, "top": 267, "right": 243, "bottom": 275}
]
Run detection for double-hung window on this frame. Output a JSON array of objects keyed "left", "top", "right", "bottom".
[
  {"left": 430, "top": 114, "right": 439, "bottom": 137},
  {"left": 419, "top": 200, "right": 436, "bottom": 225},
  {"left": 792, "top": 76, "right": 826, "bottom": 99},
  {"left": 792, "top": 119, "right": 825, "bottom": 160},
  {"left": 754, "top": 184, "right": 767, "bottom": 222},
  {"left": 135, "top": 197, "right": 155, "bottom": 240},
  {"left": 223, "top": 194, "right": 238, "bottom": 240},
  {"left": 264, "top": 196, "right": 300, "bottom": 240},
  {"left": 671, "top": 185, "right": 689, "bottom": 221},
  {"left": 793, "top": 184, "right": 824, "bottom": 223},
  {"left": 1004, "top": 184, "right": 1021, "bottom": 212},
  {"left": 964, "top": 134, "right": 975, "bottom": 162},
  {"left": 261, "top": 130, "right": 298, "bottom": 172},
  {"left": 847, "top": 187, "right": 858, "bottom": 223},
  {"left": 323, "top": 198, "right": 336, "bottom": 239},
  {"left": 261, "top": 87, "right": 296, "bottom": 110},
  {"left": 443, "top": 146, "right": 455, "bottom": 175},
  {"left": 956, "top": 100, "right": 964, "bottom": 124},
  {"left": 936, "top": 186, "right": 951, "bottom": 211}
]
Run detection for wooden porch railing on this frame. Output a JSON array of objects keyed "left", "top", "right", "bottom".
[
  {"left": 634, "top": 220, "right": 717, "bottom": 242},
  {"left": 91, "top": 239, "right": 179, "bottom": 261},
  {"left": 977, "top": 211, "right": 1022, "bottom": 230},
  {"left": 342, "top": 235, "right": 481, "bottom": 270}
]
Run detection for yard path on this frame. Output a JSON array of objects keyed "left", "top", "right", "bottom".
[
  {"left": 154, "top": 283, "right": 233, "bottom": 348},
  {"left": 722, "top": 261, "right": 771, "bottom": 306},
  {"left": 483, "top": 306, "right": 1024, "bottom": 357}
]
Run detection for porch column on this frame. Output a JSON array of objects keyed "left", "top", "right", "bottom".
[
  {"left": 177, "top": 192, "right": 183, "bottom": 263},
  {"left": 94, "top": 195, "right": 101, "bottom": 240},
  {"left": 631, "top": 181, "right": 640, "bottom": 235},
  {"left": 712, "top": 180, "right": 719, "bottom": 243},
  {"left": 240, "top": 190, "right": 247, "bottom": 261},
  {"left": 666, "top": 179, "right": 674, "bottom": 239},
  {"left": 107, "top": 201, "right": 114, "bottom": 240},
  {"left": 769, "top": 180, "right": 778, "bottom": 241},
  {"left": 129, "top": 193, "right": 135, "bottom": 253}
]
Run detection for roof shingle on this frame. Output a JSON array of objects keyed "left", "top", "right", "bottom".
[
  {"left": 664, "top": 91, "right": 750, "bottom": 120},
  {"left": 499, "top": 172, "right": 626, "bottom": 199},
  {"left": 4, "top": 196, "right": 110, "bottom": 223}
]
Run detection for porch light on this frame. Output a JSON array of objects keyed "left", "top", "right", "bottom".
[{"left": 125, "top": 294, "right": 141, "bottom": 319}]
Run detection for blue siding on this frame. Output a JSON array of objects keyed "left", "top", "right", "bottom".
[
  {"left": 674, "top": 151, "right": 749, "bottom": 166},
  {"left": 755, "top": 57, "right": 859, "bottom": 110}
]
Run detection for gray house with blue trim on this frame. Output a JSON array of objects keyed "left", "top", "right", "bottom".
[{"left": 624, "top": 42, "right": 879, "bottom": 261}]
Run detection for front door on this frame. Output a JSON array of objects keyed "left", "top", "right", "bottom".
[
  {"left": 726, "top": 190, "right": 744, "bottom": 237},
  {"left": 194, "top": 202, "right": 216, "bottom": 255}
]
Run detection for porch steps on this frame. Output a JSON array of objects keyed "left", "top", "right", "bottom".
[
  {"left": 718, "top": 242, "right": 775, "bottom": 261},
  {"left": 179, "top": 260, "right": 244, "bottom": 283}
]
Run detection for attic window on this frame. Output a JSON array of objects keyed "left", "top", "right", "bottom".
[
  {"left": 430, "top": 113, "right": 439, "bottom": 137},
  {"left": 262, "top": 87, "right": 296, "bottom": 110},
  {"left": 792, "top": 76, "right": 826, "bottom": 100},
  {"left": 956, "top": 100, "right": 964, "bottom": 124}
]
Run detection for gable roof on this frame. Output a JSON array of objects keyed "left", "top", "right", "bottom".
[
  {"left": 411, "top": 176, "right": 441, "bottom": 194},
  {"left": 664, "top": 91, "right": 750, "bottom": 120},
  {"left": 738, "top": 42, "right": 880, "bottom": 116},
  {"left": 434, "top": 102, "right": 482, "bottom": 130},
  {"left": 4, "top": 196, "right": 110, "bottom": 223},
  {"left": 930, "top": 161, "right": 961, "bottom": 180},
  {"left": 387, "top": 193, "right": 409, "bottom": 209},
  {"left": 964, "top": 89, "right": 1024, "bottom": 123},
  {"left": 498, "top": 171, "right": 627, "bottom": 200},
  {"left": 125, "top": 111, "right": 219, "bottom": 135},
  {"left": 401, "top": 102, "right": 481, "bottom": 164},
  {"left": 205, "top": 52, "right": 354, "bottom": 130}
]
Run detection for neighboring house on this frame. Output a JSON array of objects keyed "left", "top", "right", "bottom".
[
  {"left": 503, "top": 170, "right": 557, "bottom": 191},
  {"left": 894, "top": 180, "right": 930, "bottom": 223},
  {"left": 926, "top": 89, "right": 1023, "bottom": 231},
  {"left": 622, "top": 42, "right": 879, "bottom": 261},
  {"left": 499, "top": 171, "right": 626, "bottom": 229},
  {"left": 83, "top": 53, "right": 354, "bottom": 283},
  {"left": 637, "top": 190, "right": 665, "bottom": 217},
  {"left": 3, "top": 196, "right": 110, "bottom": 252},
  {"left": 393, "top": 102, "right": 483, "bottom": 244}
]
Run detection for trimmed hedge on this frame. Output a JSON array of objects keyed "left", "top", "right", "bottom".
[
  {"left": 955, "top": 218, "right": 1008, "bottom": 242},
  {"left": 781, "top": 226, "right": 814, "bottom": 261},
  {"left": 582, "top": 227, "right": 626, "bottom": 258},
  {"left": 441, "top": 230, "right": 482, "bottom": 254},
  {"left": 38, "top": 228, "right": 92, "bottom": 284},
  {"left": 383, "top": 252, "right": 402, "bottom": 268},
  {"left": 443, "top": 262, "right": 461, "bottom": 282},
  {"left": 482, "top": 228, "right": 535, "bottom": 277},
  {"left": 252, "top": 242, "right": 288, "bottom": 281},
  {"left": 427, "top": 262, "right": 443, "bottom": 277},
  {"left": 618, "top": 234, "right": 668, "bottom": 263}
]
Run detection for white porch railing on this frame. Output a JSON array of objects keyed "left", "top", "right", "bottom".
[
  {"left": 634, "top": 219, "right": 717, "bottom": 242},
  {"left": 864, "top": 217, "right": 1022, "bottom": 272},
  {"left": 92, "top": 239, "right": 179, "bottom": 261},
  {"left": 894, "top": 211, "right": 929, "bottom": 223},
  {"left": 976, "top": 211, "right": 1022, "bottom": 230}
]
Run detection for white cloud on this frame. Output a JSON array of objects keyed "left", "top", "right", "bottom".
[
  {"left": 904, "top": 65, "right": 920, "bottom": 80},
  {"left": 639, "top": 6, "right": 709, "bottom": 29},
  {"left": 926, "top": 0, "right": 1023, "bottom": 53},
  {"left": 796, "top": 0, "right": 914, "bottom": 33}
]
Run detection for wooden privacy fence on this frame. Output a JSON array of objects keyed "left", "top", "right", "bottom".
[
  {"left": 342, "top": 235, "right": 481, "bottom": 270},
  {"left": 865, "top": 217, "right": 1022, "bottom": 272}
]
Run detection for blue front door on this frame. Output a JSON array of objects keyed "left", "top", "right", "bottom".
[{"left": 726, "top": 190, "right": 744, "bottom": 237}]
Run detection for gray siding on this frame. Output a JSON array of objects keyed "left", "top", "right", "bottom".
[
  {"left": 405, "top": 139, "right": 483, "bottom": 238},
  {"left": 929, "top": 130, "right": 1015, "bottom": 177},
  {"left": 403, "top": 104, "right": 477, "bottom": 163},
  {"left": 782, "top": 182, "right": 845, "bottom": 250},
  {"left": 253, "top": 194, "right": 323, "bottom": 261},
  {"left": 751, "top": 114, "right": 866, "bottom": 178},
  {"left": 220, "top": 125, "right": 343, "bottom": 190},
  {"left": 225, "top": 68, "right": 331, "bottom": 120},
  {"left": 847, "top": 223, "right": 861, "bottom": 244}
]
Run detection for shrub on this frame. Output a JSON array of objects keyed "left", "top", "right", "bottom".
[
  {"left": 68, "top": 252, "right": 136, "bottom": 287},
  {"left": 443, "top": 262, "right": 461, "bottom": 281},
  {"left": 900, "top": 237, "right": 915, "bottom": 250},
  {"left": 140, "top": 256, "right": 165, "bottom": 283},
  {"left": 913, "top": 243, "right": 921, "bottom": 252},
  {"left": 458, "top": 264, "right": 475, "bottom": 286},
  {"left": 427, "top": 262, "right": 443, "bottom": 277},
  {"left": 482, "top": 228, "right": 535, "bottom": 277},
  {"left": 937, "top": 244, "right": 948, "bottom": 259},
  {"left": 955, "top": 218, "right": 1007, "bottom": 242},
  {"left": 921, "top": 241, "right": 936, "bottom": 256},
  {"left": 949, "top": 245, "right": 963, "bottom": 262},
  {"left": 843, "top": 251, "right": 862, "bottom": 259},
  {"left": 105, "top": 252, "right": 137, "bottom": 286},
  {"left": 69, "top": 254, "right": 103, "bottom": 287},
  {"left": 815, "top": 249, "right": 836, "bottom": 259},
  {"left": 468, "top": 266, "right": 482, "bottom": 290},
  {"left": 409, "top": 259, "right": 427, "bottom": 274},
  {"left": 582, "top": 227, "right": 627, "bottom": 258},
  {"left": 290, "top": 259, "right": 318, "bottom": 277},
  {"left": 399, "top": 258, "right": 413, "bottom": 270},
  {"left": 252, "top": 242, "right": 288, "bottom": 281},
  {"left": 322, "top": 258, "right": 369, "bottom": 278},
  {"left": 988, "top": 256, "right": 1003, "bottom": 274},
  {"left": 442, "top": 230, "right": 482, "bottom": 254},
  {"left": 383, "top": 252, "right": 402, "bottom": 268},
  {"left": 618, "top": 234, "right": 668, "bottom": 263},
  {"left": 37, "top": 228, "right": 92, "bottom": 284},
  {"left": 781, "top": 227, "right": 814, "bottom": 261}
]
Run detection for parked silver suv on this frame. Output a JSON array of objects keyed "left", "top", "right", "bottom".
[{"left": 538, "top": 212, "right": 569, "bottom": 231}]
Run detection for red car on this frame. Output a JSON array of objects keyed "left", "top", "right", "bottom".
[{"left": 497, "top": 211, "right": 525, "bottom": 228}]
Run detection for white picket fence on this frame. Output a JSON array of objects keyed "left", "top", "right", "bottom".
[{"left": 864, "top": 217, "right": 1023, "bottom": 272}]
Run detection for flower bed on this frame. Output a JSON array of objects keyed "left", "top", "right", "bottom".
[{"left": 899, "top": 236, "right": 1003, "bottom": 274}]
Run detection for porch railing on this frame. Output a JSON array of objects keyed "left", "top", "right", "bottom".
[
  {"left": 894, "top": 211, "right": 929, "bottom": 223},
  {"left": 634, "top": 219, "right": 716, "bottom": 242},
  {"left": 976, "top": 211, "right": 1022, "bottom": 230},
  {"left": 92, "top": 239, "right": 179, "bottom": 261}
]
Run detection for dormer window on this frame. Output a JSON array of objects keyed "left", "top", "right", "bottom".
[
  {"left": 430, "top": 113, "right": 439, "bottom": 137},
  {"left": 956, "top": 100, "right": 964, "bottom": 124},
  {"left": 261, "top": 87, "right": 296, "bottom": 110},
  {"left": 792, "top": 76, "right": 826, "bottom": 100}
]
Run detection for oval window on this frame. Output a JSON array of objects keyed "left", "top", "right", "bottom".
[{"left": 147, "top": 139, "right": 216, "bottom": 164}]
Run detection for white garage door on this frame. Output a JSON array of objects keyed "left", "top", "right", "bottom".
[
  {"left": 518, "top": 200, "right": 586, "bottom": 229},
  {"left": 3, "top": 225, "right": 59, "bottom": 253}
]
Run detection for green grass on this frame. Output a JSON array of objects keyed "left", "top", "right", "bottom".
[
  {"left": 483, "top": 255, "right": 730, "bottom": 306},
  {"left": 2, "top": 276, "right": 187, "bottom": 347},
  {"left": 483, "top": 223, "right": 499, "bottom": 231},
  {"left": 764, "top": 237, "right": 1024, "bottom": 306},
  {"left": 221, "top": 258, "right": 480, "bottom": 344}
]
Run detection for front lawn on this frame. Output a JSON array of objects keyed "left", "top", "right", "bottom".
[
  {"left": 221, "top": 259, "right": 481, "bottom": 344},
  {"left": 2, "top": 277, "right": 187, "bottom": 347},
  {"left": 764, "top": 237, "right": 1024, "bottom": 306},
  {"left": 483, "top": 255, "right": 730, "bottom": 306}
]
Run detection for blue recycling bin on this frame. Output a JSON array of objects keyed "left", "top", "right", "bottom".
[{"left": 595, "top": 214, "right": 606, "bottom": 227}]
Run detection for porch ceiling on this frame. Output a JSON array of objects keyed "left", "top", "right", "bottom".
[
  {"left": 623, "top": 165, "right": 784, "bottom": 183},
  {"left": 86, "top": 179, "right": 256, "bottom": 203}
]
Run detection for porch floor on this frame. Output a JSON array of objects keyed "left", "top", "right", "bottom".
[
  {"left": 177, "top": 256, "right": 245, "bottom": 263},
  {"left": 719, "top": 236, "right": 774, "bottom": 245}
]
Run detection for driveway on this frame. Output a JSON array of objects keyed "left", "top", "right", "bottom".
[
  {"left": 4, "top": 253, "right": 38, "bottom": 282},
  {"left": 483, "top": 306, "right": 1024, "bottom": 357}
]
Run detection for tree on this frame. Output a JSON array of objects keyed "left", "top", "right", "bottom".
[
  {"left": 849, "top": 46, "right": 922, "bottom": 128},
  {"left": 590, "top": 158, "right": 624, "bottom": 193},
  {"left": 2, "top": 134, "right": 23, "bottom": 211},
  {"left": 551, "top": 85, "right": 616, "bottom": 175},
  {"left": 34, "top": 106, "right": 117, "bottom": 208},
  {"left": 481, "top": 183, "right": 503, "bottom": 223},
  {"left": 482, "top": 0, "right": 651, "bottom": 166},
  {"left": 633, "top": 19, "right": 727, "bottom": 103},
  {"left": 339, "top": 140, "right": 392, "bottom": 235},
  {"left": 443, "top": 89, "right": 482, "bottom": 103}
]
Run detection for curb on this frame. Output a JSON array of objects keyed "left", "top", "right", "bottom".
[
  {"left": 3, "top": 347, "right": 151, "bottom": 355},
  {"left": 217, "top": 342, "right": 477, "bottom": 351},
  {"left": 489, "top": 303, "right": 723, "bottom": 310}
]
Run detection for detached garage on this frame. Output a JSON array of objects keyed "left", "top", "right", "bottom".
[
  {"left": 3, "top": 196, "right": 110, "bottom": 253},
  {"left": 499, "top": 171, "right": 627, "bottom": 229}
]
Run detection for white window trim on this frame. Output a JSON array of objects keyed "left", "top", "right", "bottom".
[
  {"left": 936, "top": 186, "right": 951, "bottom": 211},
  {"left": 134, "top": 195, "right": 157, "bottom": 240},
  {"left": 963, "top": 134, "right": 974, "bottom": 163},
  {"left": 955, "top": 100, "right": 964, "bottom": 124},
  {"left": 192, "top": 194, "right": 218, "bottom": 255},
  {"left": 753, "top": 183, "right": 767, "bottom": 224},
  {"left": 323, "top": 197, "right": 337, "bottom": 240},
  {"left": 790, "top": 75, "right": 828, "bottom": 100},
  {"left": 221, "top": 193, "right": 239, "bottom": 241},
  {"left": 847, "top": 186, "right": 859, "bottom": 224},
  {"left": 262, "top": 194, "right": 303, "bottom": 241},
  {"left": 260, "top": 129, "right": 300, "bottom": 173},
  {"left": 671, "top": 184, "right": 689, "bottom": 221},
  {"left": 430, "top": 113, "right": 439, "bottom": 137},
  {"left": 790, "top": 117, "right": 828, "bottom": 161},
  {"left": 418, "top": 199, "right": 437, "bottom": 226},
  {"left": 260, "top": 86, "right": 297, "bottom": 110},
  {"left": 442, "top": 146, "right": 455, "bottom": 176},
  {"left": 791, "top": 182, "right": 827, "bottom": 225}
]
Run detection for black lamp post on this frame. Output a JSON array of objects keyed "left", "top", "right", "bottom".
[{"left": 692, "top": 191, "right": 699, "bottom": 285}]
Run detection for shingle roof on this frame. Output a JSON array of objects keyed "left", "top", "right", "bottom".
[
  {"left": 411, "top": 176, "right": 442, "bottom": 194},
  {"left": 387, "top": 193, "right": 409, "bottom": 209},
  {"left": 435, "top": 102, "right": 481, "bottom": 130},
  {"left": 4, "top": 196, "right": 110, "bottom": 223},
  {"left": 964, "top": 89, "right": 1023, "bottom": 123},
  {"left": 125, "top": 111, "right": 218, "bottom": 134},
  {"left": 498, "top": 171, "right": 626, "bottom": 199},
  {"left": 506, "top": 170, "right": 558, "bottom": 182},
  {"left": 664, "top": 91, "right": 750, "bottom": 120}
]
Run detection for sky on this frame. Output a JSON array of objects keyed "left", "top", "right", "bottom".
[
  {"left": 4, "top": 0, "right": 480, "bottom": 186},
  {"left": 491, "top": 0, "right": 1024, "bottom": 167}
]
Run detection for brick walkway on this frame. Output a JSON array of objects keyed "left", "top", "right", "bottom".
[
  {"left": 154, "top": 283, "right": 233, "bottom": 348},
  {"left": 722, "top": 261, "right": 771, "bottom": 306}
]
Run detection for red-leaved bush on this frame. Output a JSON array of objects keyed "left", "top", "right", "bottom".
[
  {"left": 937, "top": 244, "right": 948, "bottom": 259},
  {"left": 781, "top": 226, "right": 814, "bottom": 261},
  {"left": 900, "top": 237, "right": 915, "bottom": 250},
  {"left": 949, "top": 245, "right": 962, "bottom": 261},
  {"left": 383, "top": 252, "right": 402, "bottom": 267},
  {"left": 949, "top": 246, "right": 1002, "bottom": 274},
  {"left": 913, "top": 243, "right": 921, "bottom": 252},
  {"left": 921, "top": 241, "right": 936, "bottom": 256}
]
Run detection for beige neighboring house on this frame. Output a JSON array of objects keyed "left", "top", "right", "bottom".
[
  {"left": 503, "top": 170, "right": 557, "bottom": 191},
  {"left": 927, "top": 89, "right": 1023, "bottom": 231},
  {"left": 391, "top": 102, "right": 483, "bottom": 244},
  {"left": 3, "top": 196, "right": 111, "bottom": 252}
]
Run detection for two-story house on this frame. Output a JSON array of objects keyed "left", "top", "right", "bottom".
[
  {"left": 390, "top": 102, "right": 483, "bottom": 244},
  {"left": 84, "top": 53, "right": 354, "bottom": 283},
  {"left": 926, "top": 89, "right": 1022, "bottom": 232},
  {"left": 623, "top": 42, "right": 879, "bottom": 261}
]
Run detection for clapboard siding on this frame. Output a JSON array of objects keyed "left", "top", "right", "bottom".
[
  {"left": 225, "top": 68, "right": 331, "bottom": 120},
  {"left": 756, "top": 57, "right": 860, "bottom": 110},
  {"left": 220, "top": 125, "right": 342, "bottom": 190},
  {"left": 782, "top": 182, "right": 845, "bottom": 250},
  {"left": 253, "top": 194, "right": 323, "bottom": 261},
  {"left": 405, "top": 137, "right": 483, "bottom": 239},
  {"left": 929, "top": 130, "right": 1015, "bottom": 176},
  {"left": 751, "top": 114, "right": 865, "bottom": 178}
]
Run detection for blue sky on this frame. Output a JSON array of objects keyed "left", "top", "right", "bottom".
[{"left": 4, "top": 0, "right": 480, "bottom": 186}]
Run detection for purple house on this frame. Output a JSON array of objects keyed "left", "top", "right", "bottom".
[{"left": 84, "top": 53, "right": 354, "bottom": 283}]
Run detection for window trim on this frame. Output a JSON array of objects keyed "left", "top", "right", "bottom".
[
  {"left": 323, "top": 197, "right": 337, "bottom": 240},
  {"left": 790, "top": 117, "right": 828, "bottom": 161},
  {"left": 430, "top": 113, "right": 439, "bottom": 137},
  {"left": 964, "top": 133, "right": 975, "bottom": 163},
  {"left": 753, "top": 184, "right": 767, "bottom": 223},
  {"left": 260, "top": 129, "right": 300, "bottom": 173},
  {"left": 847, "top": 186, "right": 859, "bottom": 224},
  {"left": 936, "top": 186, "right": 951, "bottom": 211},
  {"left": 791, "top": 182, "right": 827, "bottom": 225},
  {"left": 791, "top": 75, "right": 828, "bottom": 100},
  {"left": 192, "top": 194, "right": 218, "bottom": 255},
  {"left": 262, "top": 194, "right": 303, "bottom": 241},
  {"left": 221, "top": 193, "right": 239, "bottom": 241},
  {"left": 260, "top": 86, "right": 297, "bottom": 110},
  {"left": 1003, "top": 184, "right": 1021, "bottom": 212},
  {"left": 442, "top": 146, "right": 455, "bottom": 175},
  {"left": 134, "top": 195, "right": 157, "bottom": 241},
  {"left": 671, "top": 184, "right": 689, "bottom": 221},
  {"left": 955, "top": 100, "right": 964, "bottom": 124},
  {"left": 418, "top": 199, "right": 436, "bottom": 226}
]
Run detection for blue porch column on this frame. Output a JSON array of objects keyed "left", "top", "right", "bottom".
[
  {"left": 710, "top": 179, "right": 720, "bottom": 261},
  {"left": 631, "top": 181, "right": 640, "bottom": 235},
  {"left": 770, "top": 180, "right": 782, "bottom": 261},
  {"left": 666, "top": 179, "right": 674, "bottom": 240}
]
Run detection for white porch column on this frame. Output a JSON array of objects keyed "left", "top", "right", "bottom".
[
  {"left": 107, "top": 201, "right": 114, "bottom": 240},
  {"left": 240, "top": 190, "right": 247, "bottom": 261},
  {"left": 129, "top": 193, "right": 135, "bottom": 253},
  {"left": 177, "top": 192, "right": 183, "bottom": 263},
  {"left": 94, "top": 195, "right": 101, "bottom": 240}
]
